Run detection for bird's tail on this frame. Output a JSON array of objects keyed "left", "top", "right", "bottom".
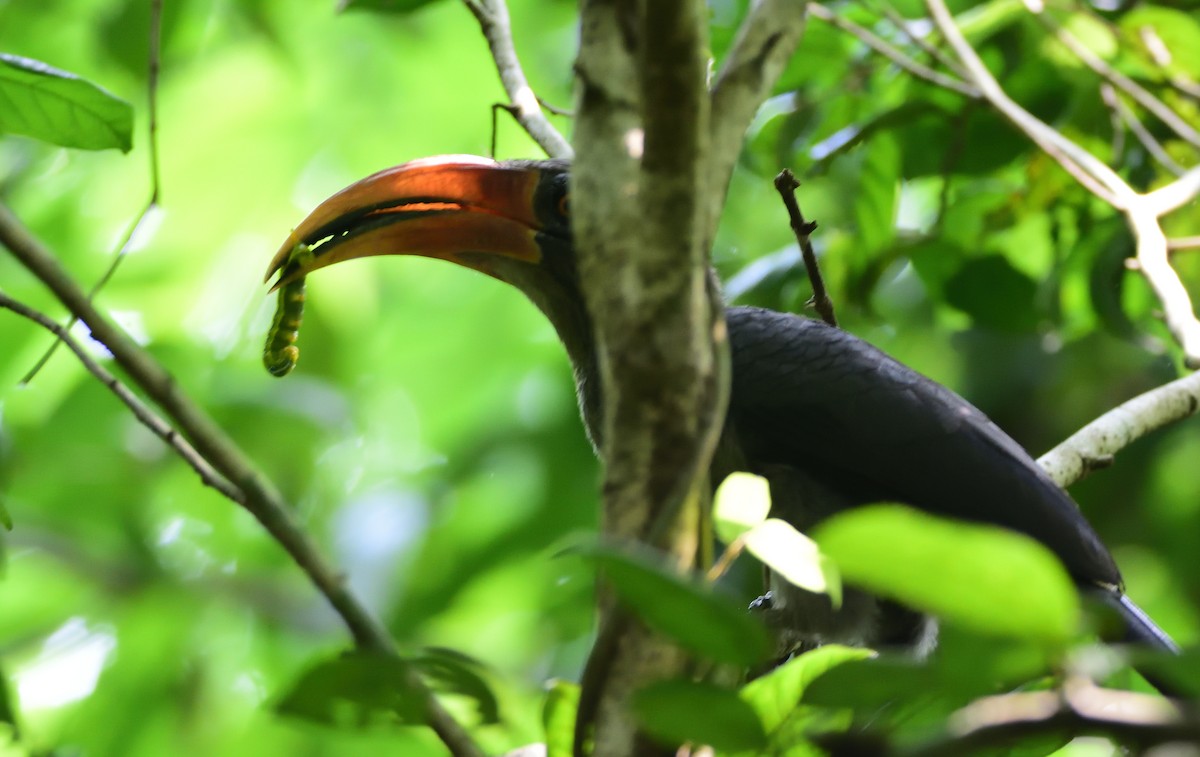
[
  {"left": 1109, "top": 592, "right": 1180, "bottom": 653},
  {"left": 1086, "top": 587, "right": 1187, "bottom": 697}
]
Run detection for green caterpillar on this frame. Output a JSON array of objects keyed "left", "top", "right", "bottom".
[{"left": 263, "top": 242, "right": 313, "bottom": 377}]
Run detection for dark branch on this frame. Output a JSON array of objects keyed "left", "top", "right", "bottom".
[{"left": 774, "top": 169, "right": 837, "bottom": 328}]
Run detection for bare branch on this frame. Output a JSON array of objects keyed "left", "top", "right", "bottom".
[
  {"left": 465, "top": 0, "right": 573, "bottom": 159},
  {"left": 0, "top": 204, "right": 483, "bottom": 757},
  {"left": 869, "top": 0, "right": 970, "bottom": 80},
  {"left": 1145, "top": 165, "right": 1200, "bottom": 217},
  {"left": 1039, "top": 370, "right": 1200, "bottom": 488},
  {"left": 0, "top": 291, "right": 242, "bottom": 504},
  {"left": 925, "top": 0, "right": 1127, "bottom": 205},
  {"left": 774, "top": 169, "right": 837, "bottom": 327},
  {"left": 905, "top": 682, "right": 1196, "bottom": 757},
  {"left": 924, "top": 0, "right": 1200, "bottom": 364},
  {"left": 807, "top": 4, "right": 980, "bottom": 99},
  {"left": 1169, "top": 236, "right": 1200, "bottom": 252}
]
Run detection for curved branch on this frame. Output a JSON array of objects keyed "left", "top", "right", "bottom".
[
  {"left": 1038, "top": 371, "right": 1200, "bottom": 488},
  {"left": 0, "top": 205, "right": 483, "bottom": 757},
  {"left": 465, "top": 0, "right": 573, "bottom": 159},
  {"left": 0, "top": 291, "right": 242, "bottom": 504}
]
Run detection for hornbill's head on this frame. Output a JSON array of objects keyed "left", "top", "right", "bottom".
[{"left": 264, "top": 155, "right": 601, "bottom": 436}]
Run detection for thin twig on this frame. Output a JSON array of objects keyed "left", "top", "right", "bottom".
[
  {"left": 870, "top": 0, "right": 970, "bottom": 81},
  {"left": 22, "top": 0, "right": 164, "bottom": 385},
  {"left": 774, "top": 169, "right": 837, "bottom": 328},
  {"left": 536, "top": 94, "right": 573, "bottom": 116},
  {"left": 0, "top": 205, "right": 483, "bottom": 757},
  {"left": 1168, "top": 236, "right": 1200, "bottom": 252},
  {"left": 807, "top": 3, "right": 980, "bottom": 99},
  {"left": 1, "top": 291, "right": 242, "bottom": 504},
  {"left": 463, "top": 0, "right": 572, "bottom": 159},
  {"left": 1041, "top": 13, "right": 1200, "bottom": 151},
  {"left": 1100, "top": 84, "right": 1185, "bottom": 176}
]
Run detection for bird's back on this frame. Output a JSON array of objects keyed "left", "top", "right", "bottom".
[{"left": 723, "top": 306, "right": 1121, "bottom": 588}]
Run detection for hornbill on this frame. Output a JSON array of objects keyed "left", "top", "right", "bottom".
[{"left": 264, "top": 155, "right": 1180, "bottom": 682}]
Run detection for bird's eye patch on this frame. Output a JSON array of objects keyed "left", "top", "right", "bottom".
[{"left": 557, "top": 192, "right": 570, "bottom": 217}]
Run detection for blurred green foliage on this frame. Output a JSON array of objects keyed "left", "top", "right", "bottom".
[{"left": 0, "top": 0, "right": 1198, "bottom": 754}]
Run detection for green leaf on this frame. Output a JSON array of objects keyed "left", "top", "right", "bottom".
[
  {"left": 0, "top": 496, "right": 11, "bottom": 530},
  {"left": 570, "top": 542, "right": 773, "bottom": 666},
  {"left": 744, "top": 519, "right": 842, "bottom": 609},
  {"left": 276, "top": 651, "right": 428, "bottom": 728},
  {"left": 854, "top": 134, "right": 900, "bottom": 255},
  {"left": 944, "top": 255, "right": 1040, "bottom": 333},
  {"left": 801, "top": 655, "right": 933, "bottom": 710},
  {"left": 409, "top": 647, "right": 499, "bottom": 724},
  {"left": 813, "top": 505, "right": 1080, "bottom": 643},
  {"left": 0, "top": 53, "right": 133, "bottom": 152},
  {"left": 543, "top": 680, "right": 580, "bottom": 757},
  {"left": 1121, "top": 8, "right": 1200, "bottom": 77},
  {"left": 631, "top": 680, "right": 767, "bottom": 752},
  {"left": 740, "top": 645, "right": 872, "bottom": 734},
  {"left": 338, "top": 0, "right": 447, "bottom": 12},
  {"left": 714, "top": 472, "right": 772, "bottom": 544}
]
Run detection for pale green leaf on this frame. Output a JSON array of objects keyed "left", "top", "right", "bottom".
[
  {"left": 714, "top": 472, "right": 772, "bottom": 544},
  {"left": 0, "top": 53, "right": 132, "bottom": 151},
  {"left": 813, "top": 505, "right": 1079, "bottom": 643},
  {"left": 745, "top": 519, "right": 842, "bottom": 609}
]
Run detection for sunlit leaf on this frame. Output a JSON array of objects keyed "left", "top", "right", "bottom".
[
  {"left": 744, "top": 519, "right": 842, "bottom": 608},
  {"left": 813, "top": 505, "right": 1080, "bottom": 643},
  {"left": 713, "top": 471, "right": 772, "bottom": 544},
  {"left": 632, "top": 679, "right": 767, "bottom": 752},
  {"left": 570, "top": 542, "right": 772, "bottom": 666},
  {"left": 740, "top": 645, "right": 872, "bottom": 733},
  {"left": 0, "top": 53, "right": 132, "bottom": 151},
  {"left": 543, "top": 680, "right": 580, "bottom": 757}
]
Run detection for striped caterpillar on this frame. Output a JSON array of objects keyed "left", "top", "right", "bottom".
[{"left": 263, "top": 242, "right": 312, "bottom": 377}]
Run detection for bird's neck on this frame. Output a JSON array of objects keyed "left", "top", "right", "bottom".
[{"left": 537, "top": 296, "right": 604, "bottom": 451}]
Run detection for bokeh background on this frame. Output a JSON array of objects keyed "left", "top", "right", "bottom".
[{"left": 1, "top": 0, "right": 1198, "bottom": 754}]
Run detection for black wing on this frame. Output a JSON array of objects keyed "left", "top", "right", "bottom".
[{"left": 724, "top": 306, "right": 1121, "bottom": 587}]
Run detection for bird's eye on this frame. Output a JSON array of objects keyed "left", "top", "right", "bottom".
[{"left": 557, "top": 192, "right": 570, "bottom": 218}]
